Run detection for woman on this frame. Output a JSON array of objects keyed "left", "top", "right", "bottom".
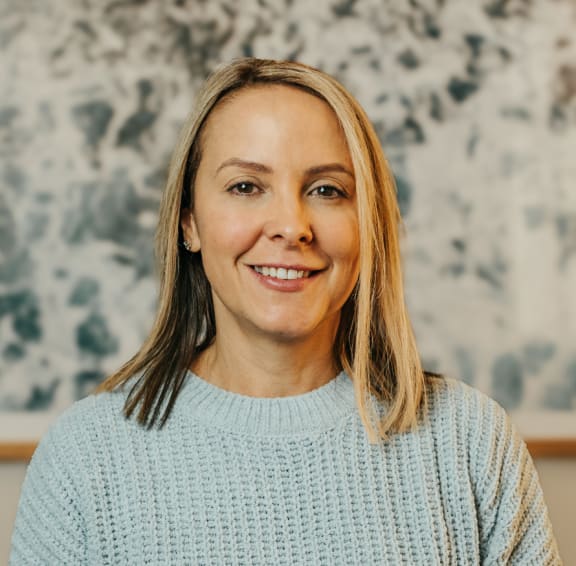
[{"left": 10, "top": 58, "right": 561, "bottom": 564}]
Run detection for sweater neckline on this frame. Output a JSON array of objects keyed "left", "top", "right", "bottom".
[{"left": 179, "top": 370, "right": 357, "bottom": 437}]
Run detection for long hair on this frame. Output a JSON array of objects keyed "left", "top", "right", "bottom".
[{"left": 94, "top": 57, "right": 431, "bottom": 444}]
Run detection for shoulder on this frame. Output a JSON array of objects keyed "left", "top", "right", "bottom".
[
  {"left": 52, "top": 386, "right": 129, "bottom": 433},
  {"left": 31, "top": 384, "right": 134, "bottom": 467},
  {"left": 422, "top": 379, "right": 561, "bottom": 562},
  {"left": 423, "top": 374, "right": 510, "bottom": 432},
  {"left": 416, "top": 378, "right": 534, "bottom": 486},
  {"left": 17, "top": 387, "right": 133, "bottom": 527},
  {"left": 421, "top": 375, "right": 527, "bottom": 478}
]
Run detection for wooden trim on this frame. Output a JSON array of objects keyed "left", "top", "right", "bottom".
[
  {"left": 1, "top": 439, "right": 576, "bottom": 462},
  {"left": 0, "top": 443, "right": 36, "bottom": 461},
  {"left": 526, "top": 439, "right": 576, "bottom": 458}
]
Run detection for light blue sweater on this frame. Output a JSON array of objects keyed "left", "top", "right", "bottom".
[{"left": 10, "top": 372, "right": 561, "bottom": 565}]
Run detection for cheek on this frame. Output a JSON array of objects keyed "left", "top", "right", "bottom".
[
  {"left": 319, "top": 214, "right": 360, "bottom": 267},
  {"left": 197, "top": 207, "right": 260, "bottom": 257}
]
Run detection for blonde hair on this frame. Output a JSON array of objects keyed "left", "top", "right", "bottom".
[{"left": 94, "top": 57, "right": 430, "bottom": 444}]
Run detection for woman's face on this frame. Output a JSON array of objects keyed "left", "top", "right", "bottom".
[{"left": 181, "top": 84, "right": 360, "bottom": 344}]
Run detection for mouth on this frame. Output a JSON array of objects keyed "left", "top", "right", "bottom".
[{"left": 250, "top": 265, "right": 321, "bottom": 280}]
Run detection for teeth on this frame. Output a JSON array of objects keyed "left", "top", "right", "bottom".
[{"left": 253, "top": 266, "right": 310, "bottom": 279}]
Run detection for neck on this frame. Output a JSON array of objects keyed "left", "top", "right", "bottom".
[{"left": 192, "top": 325, "right": 339, "bottom": 398}]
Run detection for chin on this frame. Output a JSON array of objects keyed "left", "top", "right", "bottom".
[
  {"left": 259, "top": 325, "right": 315, "bottom": 342},
  {"left": 252, "top": 316, "right": 331, "bottom": 344}
]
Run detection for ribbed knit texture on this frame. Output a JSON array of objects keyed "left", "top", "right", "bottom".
[{"left": 10, "top": 372, "right": 562, "bottom": 565}]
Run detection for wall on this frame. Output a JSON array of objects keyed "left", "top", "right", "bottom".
[{"left": 2, "top": 0, "right": 575, "bottom": 422}]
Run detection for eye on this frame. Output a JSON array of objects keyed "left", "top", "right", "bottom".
[
  {"left": 310, "top": 184, "right": 347, "bottom": 199},
  {"left": 228, "top": 181, "right": 260, "bottom": 196}
]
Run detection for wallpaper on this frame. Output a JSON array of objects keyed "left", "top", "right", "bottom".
[{"left": 1, "top": 0, "right": 575, "bottom": 421}]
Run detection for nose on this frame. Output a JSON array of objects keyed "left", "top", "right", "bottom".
[{"left": 264, "top": 193, "right": 313, "bottom": 246}]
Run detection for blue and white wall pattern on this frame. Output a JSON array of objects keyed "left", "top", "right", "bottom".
[{"left": 1, "top": 0, "right": 575, "bottom": 422}]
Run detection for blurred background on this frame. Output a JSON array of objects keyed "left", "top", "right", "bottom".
[{"left": 1, "top": 0, "right": 575, "bottom": 562}]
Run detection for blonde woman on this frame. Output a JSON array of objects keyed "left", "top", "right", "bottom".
[{"left": 10, "top": 58, "right": 561, "bottom": 565}]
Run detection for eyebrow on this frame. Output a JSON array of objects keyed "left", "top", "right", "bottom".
[{"left": 215, "top": 158, "right": 355, "bottom": 179}]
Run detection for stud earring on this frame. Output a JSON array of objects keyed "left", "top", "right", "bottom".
[{"left": 183, "top": 240, "right": 193, "bottom": 252}]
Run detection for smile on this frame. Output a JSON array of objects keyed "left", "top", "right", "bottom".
[{"left": 252, "top": 266, "right": 311, "bottom": 280}]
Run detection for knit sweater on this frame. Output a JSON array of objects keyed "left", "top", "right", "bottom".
[{"left": 10, "top": 371, "right": 561, "bottom": 565}]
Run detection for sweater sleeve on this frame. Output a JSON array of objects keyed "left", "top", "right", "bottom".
[
  {"left": 9, "top": 409, "right": 87, "bottom": 565},
  {"left": 471, "top": 396, "right": 562, "bottom": 565}
]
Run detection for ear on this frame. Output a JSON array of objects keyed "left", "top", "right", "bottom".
[{"left": 180, "top": 208, "right": 202, "bottom": 252}]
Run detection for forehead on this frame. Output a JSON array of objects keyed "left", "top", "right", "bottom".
[
  {"left": 212, "top": 83, "right": 329, "bottom": 115},
  {"left": 199, "top": 84, "right": 350, "bottom": 160}
]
